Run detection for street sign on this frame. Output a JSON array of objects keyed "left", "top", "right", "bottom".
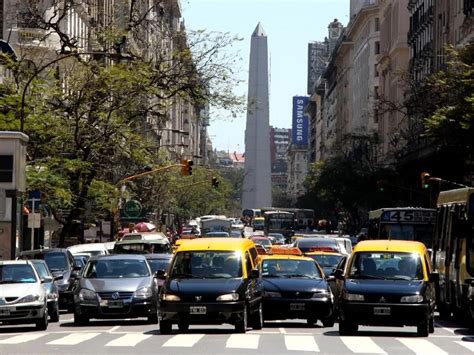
[
  {"left": 27, "top": 213, "right": 41, "bottom": 229},
  {"left": 123, "top": 200, "right": 143, "bottom": 218}
]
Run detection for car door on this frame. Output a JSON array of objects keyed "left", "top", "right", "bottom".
[{"left": 245, "top": 250, "right": 261, "bottom": 313}]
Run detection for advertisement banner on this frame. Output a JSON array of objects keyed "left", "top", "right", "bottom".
[{"left": 292, "top": 96, "right": 309, "bottom": 145}]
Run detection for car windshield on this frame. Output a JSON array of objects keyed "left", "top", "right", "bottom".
[
  {"left": 0, "top": 264, "right": 38, "bottom": 283},
  {"left": 83, "top": 259, "right": 150, "bottom": 278},
  {"left": 147, "top": 258, "right": 172, "bottom": 273},
  {"left": 170, "top": 251, "right": 243, "bottom": 279},
  {"left": 309, "top": 254, "right": 343, "bottom": 268},
  {"left": 261, "top": 259, "right": 322, "bottom": 279},
  {"left": 44, "top": 253, "right": 69, "bottom": 271},
  {"left": 348, "top": 252, "right": 424, "bottom": 280}
]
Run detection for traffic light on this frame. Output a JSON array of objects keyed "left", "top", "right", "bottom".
[
  {"left": 376, "top": 180, "right": 386, "bottom": 192},
  {"left": 181, "top": 159, "right": 194, "bottom": 176},
  {"left": 421, "top": 172, "right": 430, "bottom": 189},
  {"left": 211, "top": 176, "right": 219, "bottom": 189}
]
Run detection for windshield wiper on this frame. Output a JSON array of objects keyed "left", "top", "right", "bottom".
[
  {"left": 286, "top": 274, "right": 317, "bottom": 278},
  {"left": 383, "top": 276, "right": 416, "bottom": 281},
  {"left": 350, "top": 274, "right": 386, "bottom": 280}
]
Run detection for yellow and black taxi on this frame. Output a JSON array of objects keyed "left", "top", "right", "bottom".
[
  {"left": 335, "top": 240, "right": 437, "bottom": 336},
  {"left": 259, "top": 247, "right": 335, "bottom": 327},
  {"left": 158, "top": 238, "right": 263, "bottom": 334}
]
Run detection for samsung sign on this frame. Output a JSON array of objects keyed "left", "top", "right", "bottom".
[{"left": 292, "top": 96, "right": 309, "bottom": 145}]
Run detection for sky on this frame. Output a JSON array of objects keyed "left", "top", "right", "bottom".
[{"left": 181, "top": 0, "right": 349, "bottom": 153}]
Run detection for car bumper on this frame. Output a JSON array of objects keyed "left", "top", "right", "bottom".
[
  {"left": 159, "top": 301, "right": 246, "bottom": 324},
  {"left": 58, "top": 290, "right": 74, "bottom": 308},
  {"left": 75, "top": 299, "right": 156, "bottom": 319},
  {"left": 262, "top": 298, "right": 333, "bottom": 320},
  {"left": 340, "top": 302, "right": 430, "bottom": 326},
  {"left": 0, "top": 303, "right": 46, "bottom": 324}
]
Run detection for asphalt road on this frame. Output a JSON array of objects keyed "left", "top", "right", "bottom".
[{"left": 0, "top": 314, "right": 473, "bottom": 354}]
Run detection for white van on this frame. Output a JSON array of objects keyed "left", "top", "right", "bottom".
[{"left": 68, "top": 243, "right": 109, "bottom": 257}]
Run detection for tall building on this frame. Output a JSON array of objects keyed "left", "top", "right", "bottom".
[
  {"left": 270, "top": 127, "right": 290, "bottom": 191},
  {"left": 242, "top": 23, "right": 272, "bottom": 209}
]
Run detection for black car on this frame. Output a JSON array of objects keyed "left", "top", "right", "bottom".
[
  {"left": 260, "top": 255, "right": 335, "bottom": 327},
  {"left": 30, "top": 259, "right": 61, "bottom": 322},
  {"left": 145, "top": 254, "right": 173, "bottom": 290},
  {"left": 18, "top": 248, "right": 80, "bottom": 311},
  {"left": 73, "top": 254, "right": 159, "bottom": 325},
  {"left": 293, "top": 238, "right": 340, "bottom": 254}
]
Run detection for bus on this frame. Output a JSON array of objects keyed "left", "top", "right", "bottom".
[
  {"left": 432, "top": 187, "right": 474, "bottom": 320},
  {"left": 367, "top": 207, "right": 436, "bottom": 247},
  {"left": 263, "top": 211, "right": 295, "bottom": 241},
  {"left": 242, "top": 209, "right": 262, "bottom": 219},
  {"left": 261, "top": 208, "right": 315, "bottom": 230}
]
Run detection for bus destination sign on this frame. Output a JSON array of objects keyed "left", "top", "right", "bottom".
[{"left": 381, "top": 210, "right": 436, "bottom": 224}]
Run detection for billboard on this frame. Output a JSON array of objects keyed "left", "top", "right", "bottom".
[{"left": 292, "top": 96, "right": 309, "bottom": 146}]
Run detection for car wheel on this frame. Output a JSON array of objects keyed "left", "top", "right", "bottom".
[
  {"left": 251, "top": 303, "right": 263, "bottom": 330},
  {"left": 178, "top": 321, "right": 189, "bottom": 332},
  {"left": 50, "top": 305, "right": 60, "bottom": 323},
  {"left": 160, "top": 320, "right": 172, "bottom": 334},
  {"left": 322, "top": 316, "right": 335, "bottom": 328},
  {"left": 417, "top": 319, "right": 429, "bottom": 337},
  {"left": 36, "top": 308, "right": 48, "bottom": 330},
  {"left": 339, "top": 320, "right": 357, "bottom": 335},
  {"left": 235, "top": 306, "right": 247, "bottom": 333},
  {"left": 74, "top": 311, "right": 89, "bottom": 326}
]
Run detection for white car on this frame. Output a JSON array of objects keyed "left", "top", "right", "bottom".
[
  {"left": 120, "top": 232, "right": 168, "bottom": 242},
  {"left": 68, "top": 243, "right": 109, "bottom": 257},
  {"left": 0, "top": 260, "right": 49, "bottom": 330}
]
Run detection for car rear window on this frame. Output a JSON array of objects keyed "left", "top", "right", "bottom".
[{"left": 83, "top": 259, "right": 150, "bottom": 278}]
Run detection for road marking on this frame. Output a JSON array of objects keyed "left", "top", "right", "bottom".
[
  {"left": 107, "top": 326, "right": 121, "bottom": 333},
  {"left": 105, "top": 334, "right": 152, "bottom": 347},
  {"left": 47, "top": 332, "right": 100, "bottom": 345},
  {"left": 455, "top": 341, "right": 474, "bottom": 352},
  {"left": 162, "top": 334, "right": 204, "bottom": 347},
  {"left": 226, "top": 334, "right": 260, "bottom": 349},
  {"left": 397, "top": 338, "right": 448, "bottom": 355},
  {"left": 279, "top": 327, "right": 287, "bottom": 334},
  {"left": 0, "top": 333, "right": 47, "bottom": 344},
  {"left": 58, "top": 318, "right": 74, "bottom": 323},
  {"left": 284, "top": 335, "right": 319, "bottom": 352},
  {"left": 340, "top": 336, "right": 386, "bottom": 354}
]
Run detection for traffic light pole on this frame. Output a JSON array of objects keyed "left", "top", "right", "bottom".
[
  {"left": 118, "top": 163, "right": 184, "bottom": 185},
  {"left": 177, "top": 180, "right": 211, "bottom": 189}
]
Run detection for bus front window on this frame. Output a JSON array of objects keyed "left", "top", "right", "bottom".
[{"left": 380, "top": 225, "right": 415, "bottom": 240}]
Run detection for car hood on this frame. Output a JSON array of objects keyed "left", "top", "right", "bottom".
[
  {"left": 0, "top": 283, "right": 43, "bottom": 298},
  {"left": 345, "top": 278, "right": 425, "bottom": 295},
  {"left": 263, "top": 277, "right": 329, "bottom": 293},
  {"left": 81, "top": 278, "right": 151, "bottom": 292},
  {"left": 167, "top": 278, "right": 244, "bottom": 295}
]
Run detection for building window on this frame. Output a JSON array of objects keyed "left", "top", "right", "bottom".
[
  {"left": 375, "top": 41, "right": 380, "bottom": 55},
  {"left": 375, "top": 17, "right": 380, "bottom": 31},
  {"left": 0, "top": 155, "right": 13, "bottom": 183}
]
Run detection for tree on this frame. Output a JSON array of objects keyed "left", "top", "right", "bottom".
[{"left": 0, "top": 1, "right": 244, "bottom": 245}]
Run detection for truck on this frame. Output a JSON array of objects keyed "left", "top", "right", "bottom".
[{"left": 201, "top": 218, "right": 232, "bottom": 237}]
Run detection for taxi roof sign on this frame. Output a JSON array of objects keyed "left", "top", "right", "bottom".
[
  {"left": 306, "top": 246, "right": 339, "bottom": 253},
  {"left": 267, "top": 246, "right": 303, "bottom": 256}
]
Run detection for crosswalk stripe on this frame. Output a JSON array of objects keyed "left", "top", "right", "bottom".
[
  {"left": 284, "top": 335, "right": 320, "bottom": 352},
  {"left": 455, "top": 341, "right": 474, "bottom": 352},
  {"left": 226, "top": 334, "right": 260, "bottom": 349},
  {"left": 397, "top": 338, "right": 448, "bottom": 355},
  {"left": 0, "top": 334, "right": 47, "bottom": 344},
  {"left": 46, "top": 332, "right": 100, "bottom": 345},
  {"left": 340, "top": 336, "right": 386, "bottom": 354},
  {"left": 105, "top": 334, "right": 152, "bottom": 347},
  {"left": 162, "top": 334, "right": 204, "bottom": 347}
]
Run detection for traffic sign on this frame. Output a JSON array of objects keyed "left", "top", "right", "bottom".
[
  {"left": 123, "top": 200, "right": 143, "bottom": 218},
  {"left": 27, "top": 213, "right": 41, "bottom": 229}
]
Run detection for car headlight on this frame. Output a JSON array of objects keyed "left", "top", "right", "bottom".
[
  {"left": 47, "top": 292, "right": 59, "bottom": 300},
  {"left": 18, "top": 294, "right": 42, "bottom": 303},
  {"left": 312, "top": 291, "right": 330, "bottom": 299},
  {"left": 216, "top": 293, "right": 239, "bottom": 301},
  {"left": 161, "top": 294, "right": 180, "bottom": 301},
  {"left": 343, "top": 293, "right": 365, "bottom": 301},
  {"left": 78, "top": 288, "right": 97, "bottom": 301},
  {"left": 134, "top": 287, "right": 153, "bottom": 299},
  {"left": 263, "top": 291, "right": 281, "bottom": 298},
  {"left": 400, "top": 294, "right": 424, "bottom": 303}
]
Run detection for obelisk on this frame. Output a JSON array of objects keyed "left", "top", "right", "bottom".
[{"left": 242, "top": 23, "right": 272, "bottom": 210}]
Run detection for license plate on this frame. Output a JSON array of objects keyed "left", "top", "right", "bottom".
[
  {"left": 108, "top": 300, "right": 123, "bottom": 308},
  {"left": 290, "top": 303, "right": 305, "bottom": 311},
  {"left": 0, "top": 308, "right": 11, "bottom": 316},
  {"left": 190, "top": 306, "right": 206, "bottom": 314},
  {"left": 374, "top": 307, "right": 391, "bottom": 315}
]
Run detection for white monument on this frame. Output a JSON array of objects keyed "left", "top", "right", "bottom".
[{"left": 242, "top": 23, "right": 272, "bottom": 210}]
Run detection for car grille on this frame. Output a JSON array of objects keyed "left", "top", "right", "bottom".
[
  {"left": 364, "top": 294, "right": 401, "bottom": 303},
  {"left": 100, "top": 306, "right": 131, "bottom": 314},
  {"left": 98, "top": 292, "right": 134, "bottom": 300},
  {"left": 281, "top": 292, "right": 314, "bottom": 299}
]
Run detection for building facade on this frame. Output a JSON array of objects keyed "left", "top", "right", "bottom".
[{"left": 270, "top": 126, "right": 290, "bottom": 191}]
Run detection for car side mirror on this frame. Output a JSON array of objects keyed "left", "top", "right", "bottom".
[
  {"left": 334, "top": 269, "right": 345, "bottom": 280},
  {"left": 154, "top": 269, "right": 167, "bottom": 279},
  {"left": 249, "top": 269, "right": 260, "bottom": 279},
  {"left": 326, "top": 275, "right": 336, "bottom": 282},
  {"left": 429, "top": 271, "right": 439, "bottom": 283},
  {"left": 41, "top": 276, "right": 53, "bottom": 283},
  {"left": 73, "top": 265, "right": 82, "bottom": 272}
]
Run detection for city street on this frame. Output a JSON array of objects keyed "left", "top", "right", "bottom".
[{"left": 0, "top": 314, "right": 473, "bottom": 354}]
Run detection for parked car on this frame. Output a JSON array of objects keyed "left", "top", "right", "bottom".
[
  {"left": 0, "top": 260, "right": 49, "bottom": 330},
  {"left": 73, "top": 254, "right": 159, "bottom": 325},
  {"left": 18, "top": 248, "right": 81, "bottom": 311},
  {"left": 30, "top": 259, "right": 61, "bottom": 322}
]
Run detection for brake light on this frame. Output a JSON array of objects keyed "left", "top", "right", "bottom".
[{"left": 307, "top": 247, "right": 338, "bottom": 253}]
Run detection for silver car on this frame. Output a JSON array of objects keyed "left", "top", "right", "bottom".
[
  {"left": 73, "top": 255, "right": 159, "bottom": 325},
  {"left": 0, "top": 260, "right": 49, "bottom": 330}
]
